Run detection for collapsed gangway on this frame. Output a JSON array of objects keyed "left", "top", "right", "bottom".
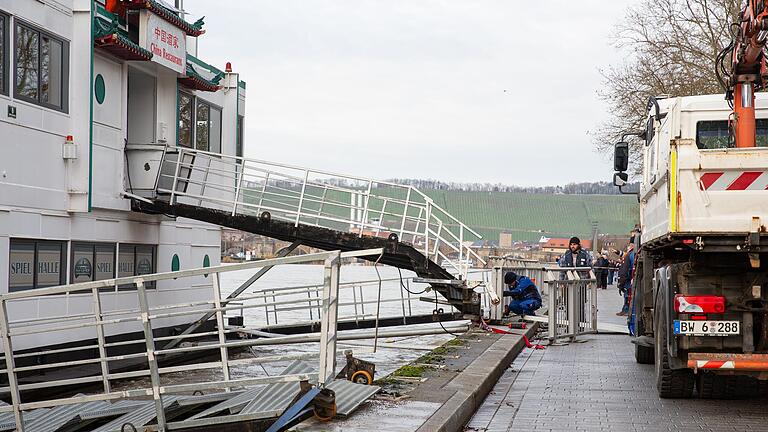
[{"left": 125, "top": 144, "right": 487, "bottom": 315}]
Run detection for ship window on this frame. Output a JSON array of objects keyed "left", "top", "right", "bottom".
[
  {"left": 177, "top": 89, "right": 222, "bottom": 153},
  {"left": 13, "top": 21, "right": 68, "bottom": 112},
  {"left": 71, "top": 242, "right": 116, "bottom": 284},
  {"left": 0, "top": 13, "right": 7, "bottom": 96},
  {"left": 178, "top": 91, "right": 194, "bottom": 147},
  {"left": 696, "top": 119, "right": 768, "bottom": 149},
  {"left": 117, "top": 244, "right": 156, "bottom": 289},
  {"left": 195, "top": 99, "right": 222, "bottom": 153},
  {"left": 236, "top": 115, "right": 244, "bottom": 160},
  {"left": 9, "top": 239, "right": 65, "bottom": 292}
]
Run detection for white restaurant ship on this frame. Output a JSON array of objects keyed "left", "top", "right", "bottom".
[{"left": 0, "top": 0, "right": 245, "bottom": 351}]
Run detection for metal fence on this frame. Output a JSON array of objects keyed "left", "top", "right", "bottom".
[
  {"left": 0, "top": 249, "right": 388, "bottom": 432},
  {"left": 489, "top": 258, "right": 597, "bottom": 342},
  {"left": 143, "top": 145, "right": 485, "bottom": 277}
]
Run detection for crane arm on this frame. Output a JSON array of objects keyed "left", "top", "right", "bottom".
[{"left": 719, "top": 0, "right": 768, "bottom": 147}]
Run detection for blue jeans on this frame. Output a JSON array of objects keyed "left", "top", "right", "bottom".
[
  {"left": 509, "top": 298, "right": 541, "bottom": 316},
  {"left": 621, "top": 286, "right": 630, "bottom": 313}
]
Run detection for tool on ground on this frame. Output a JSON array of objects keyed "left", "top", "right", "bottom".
[{"left": 336, "top": 350, "right": 376, "bottom": 385}]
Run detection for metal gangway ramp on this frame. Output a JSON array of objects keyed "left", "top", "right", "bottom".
[{"left": 125, "top": 145, "right": 485, "bottom": 314}]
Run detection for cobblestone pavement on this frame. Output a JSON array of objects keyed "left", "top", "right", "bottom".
[{"left": 466, "top": 288, "right": 768, "bottom": 432}]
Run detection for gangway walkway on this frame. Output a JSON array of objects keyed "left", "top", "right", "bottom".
[{"left": 125, "top": 145, "right": 486, "bottom": 315}]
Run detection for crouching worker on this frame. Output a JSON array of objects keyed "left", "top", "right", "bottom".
[{"left": 503, "top": 272, "right": 542, "bottom": 316}]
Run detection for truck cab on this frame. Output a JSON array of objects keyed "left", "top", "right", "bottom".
[{"left": 613, "top": 94, "right": 768, "bottom": 398}]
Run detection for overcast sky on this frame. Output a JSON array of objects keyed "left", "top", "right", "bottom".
[{"left": 187, "top": 1, "right": 636, "bottom": 186}]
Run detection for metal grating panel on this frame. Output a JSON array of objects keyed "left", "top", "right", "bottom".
[
  {"left": 239, "top": 360, "right": 315, "bottom": 415},
  {"left": 186, "top": 386, "right": 265, "bottom": 420},
  {"left": 176, "top": 390, "right": 243, "bottom": 407},
  {"left": 23, "top": 400, "right": 110, "bottom": 432},
  {"left": 0, "top": 408, "right": 49, "bottom": 432},
  {"left": 326, "top": 379, "right": 380, "bottom": 417},
  {"left": 91, "top": 396, "right": 180, "bottom": 432}
]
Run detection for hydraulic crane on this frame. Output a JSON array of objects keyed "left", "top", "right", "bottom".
[{"left": 718, "top": 0, "right": 768, "bottom": 147}]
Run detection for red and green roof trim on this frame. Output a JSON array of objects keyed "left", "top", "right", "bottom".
[
  {"left": 93, "top": 5, "right": 153, "bottom": 61},
  {"left": 122, "top": 0, "right": 205, "bottom": 36},
  {"left": 178, "top": 54, "right": 224, "bottom": 92}
]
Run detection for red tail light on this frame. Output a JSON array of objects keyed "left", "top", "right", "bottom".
[{"left": 674, "top": 295, "right": 725, "bottom": 314}]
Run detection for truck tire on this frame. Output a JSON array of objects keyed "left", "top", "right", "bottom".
[
  {"left": 635, "top": 343, "right": 654, "bottom": 364},
  {"left": 655, "top": 313, "right": 694, "bottom": 398}
]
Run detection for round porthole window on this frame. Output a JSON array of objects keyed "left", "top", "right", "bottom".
[{"left": 94, "top": 74, "right": 106, "bottom": 105}]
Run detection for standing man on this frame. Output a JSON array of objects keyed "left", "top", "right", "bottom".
[
  {"left": 616, "top": 242, "right": 636, "bottom": 316},
  {"left": 595, "top": 253, "right": 609, "bottom": 289},
  {"left": 502, "top": 272, "right": 542, "bottom": 316},
  {"left": 559, "top": 237, "right": 592, "bottom": 269}
]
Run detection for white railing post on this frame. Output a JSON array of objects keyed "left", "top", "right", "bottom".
[
  {"left": 318, "top": 252, "right": 341, "bottom": 386},
  {"left": 136, "top": 280, "right": 167, "bottom": 431},
  {"left": 0, "top": 299, "right": 24, "bottom": 432},
  {"left": 170, "top": 149, "right": 183, "bottom": 205},
  {"left": 295, "top": 171, "right": 310, "bottom": 227},
  {"left": 358, "top": 181, "right": 373, "bottom": 237},
  {"left": 399, "top": 188, "right": 412, "bottom": 241},
  {"left": 256, "top": 172, "right": 269, "bottom": 214},
  {"left": 211, "top": 273, "right": 231, "bottom": 388},
  {"left": 231, "top": 163, "right": 245, "bottom": 216},
  {"left": 92, "top": 286, "right": 111, "bottom": 394},
  {"left": 424, "top": 201, "right": 432, "bottom": 258}
]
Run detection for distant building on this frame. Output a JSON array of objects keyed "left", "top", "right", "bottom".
[{"left": 499, "top": 231, "right": 514, "bottom": 249}]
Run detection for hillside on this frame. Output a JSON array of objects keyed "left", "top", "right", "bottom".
[{"left": 419, "top": 190, "right": 639, "bottom": 243}]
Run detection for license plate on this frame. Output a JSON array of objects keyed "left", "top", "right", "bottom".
[{"left": 674, "top": 320, "right": 740, "bottom": 336}]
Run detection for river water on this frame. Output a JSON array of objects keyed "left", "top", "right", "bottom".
[{"left": 110, "top": 264, "right": 480, "bottom": 391}]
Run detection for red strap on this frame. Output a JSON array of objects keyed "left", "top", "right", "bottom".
[{"left": 523, "top": 335, "right": 546, "bottom": 350}]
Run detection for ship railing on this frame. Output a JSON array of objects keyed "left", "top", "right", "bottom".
[
  {"left": 0, "top": 249, "right": 395, "bottom": 432},
  {"left": 151, "top": 145, "right": 485, "bottom": 278},
  {"left": 488, "top": 257, "right": 597, "bottom": 342}
]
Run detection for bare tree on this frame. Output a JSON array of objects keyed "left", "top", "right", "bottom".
[{"left": 593, "top": 0, "right": 740, "bottom": 172}]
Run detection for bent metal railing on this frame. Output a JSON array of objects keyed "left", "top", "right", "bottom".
[
  {"left": 151, "top": 146, "right": 484, "bottom": 277},
  {"left": 0, "top": 249, "right": 385, "bottom": 432}
]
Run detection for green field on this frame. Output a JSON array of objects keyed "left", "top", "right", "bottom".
[{"left": 418, "top": 190, "right": 639, "bottom": 243}]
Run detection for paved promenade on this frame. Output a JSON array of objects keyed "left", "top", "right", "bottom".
[{"left": 466, "top": 287, "right": 768, "bottom": 432}]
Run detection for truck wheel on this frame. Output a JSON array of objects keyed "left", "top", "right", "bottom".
[
  {"left": 635, "top": 343, "right": 654, "bottom": 364},
  {"left": 655, "top": 316, "right": 694, "bottom": 398}
]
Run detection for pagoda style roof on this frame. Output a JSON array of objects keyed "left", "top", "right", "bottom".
[
  {"left": 122, "top": 0, "right": 205, "bottom": 36},
  {"left": 179, "top": 55, "right": 224, "bottom": 92},
  {"left": 93, "top": 5, "right": 153, "bottom": 61}
]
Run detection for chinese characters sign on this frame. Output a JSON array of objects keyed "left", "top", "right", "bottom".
[{"left": 140, "top": 10, "right": 187, "bottom": 74}]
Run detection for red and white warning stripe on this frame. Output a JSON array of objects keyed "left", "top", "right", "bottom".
[
  {"left": 692, "top": 360, "right": 735, "bottom": 369},
  {"left": 699, "top": 171, "right": 768, "bottom": 191}
]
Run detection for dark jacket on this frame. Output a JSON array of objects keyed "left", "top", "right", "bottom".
[
  {"left": 559, "top": 249, "right": 592, "bottom": 268},
  {"left": 502, "top": 276, "right": 541, "bottom": 302},
  {"left": 617, "top": 250, "right": 635, "bottom": 290}
]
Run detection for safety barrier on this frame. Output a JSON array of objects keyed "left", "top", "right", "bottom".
[
  {"left": 488, "top": 257, "right": 597, "bottom": 342},
  {"left": 0, "top": 249, "right": 385, "bottom": 432}
]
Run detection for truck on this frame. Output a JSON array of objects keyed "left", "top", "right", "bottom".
[{"left": 613, "top": 93, "right": 768, "bottom": 398}]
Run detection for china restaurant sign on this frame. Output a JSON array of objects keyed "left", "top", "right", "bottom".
[{"left": 139, "top": 10, "right": 187, "bottom": 74}]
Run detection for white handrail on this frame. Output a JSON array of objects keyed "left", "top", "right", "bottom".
[{"left": 149, "top": 146, "right": 485, "bottom": 277}]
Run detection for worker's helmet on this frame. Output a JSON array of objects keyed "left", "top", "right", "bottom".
[{"left": 504, "top": 272, "right": 518, "bottom": 285}]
